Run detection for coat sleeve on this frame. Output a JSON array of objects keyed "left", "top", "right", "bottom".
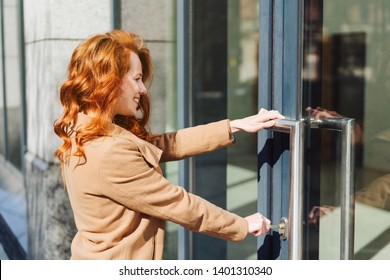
[
  {"left": 149, "top": 119, "right": 235, "bottom": 162},
  {"left": 99, "top": 138, "right": 248, "bottom": 242}
]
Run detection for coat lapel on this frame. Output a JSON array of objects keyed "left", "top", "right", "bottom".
[
  {"left": 135, "top": 137, "right": 163, "bottom": 169},
  {"left": 76, "top": 113, "right": 163, "bottom": 169}
]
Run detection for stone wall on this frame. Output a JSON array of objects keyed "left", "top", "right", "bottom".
[
  {"left": 24, "top": 155, "right": 75, "bottom": 259},
  {"left": 23, "top": 0, "right": 112, "bottom": 259},
  {"left": 121, "top": 0, "right": 177, "bottom": 134},
  {"left": 23, "top": 0, "right": 177, "bottom": 259}
]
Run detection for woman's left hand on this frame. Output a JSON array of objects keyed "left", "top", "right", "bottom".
[
  {"left": 245, "top": 213, "right": 271, "bottom": 236},
  {"left": 229, "top": 108, "right": 285, "bottom": 133}
]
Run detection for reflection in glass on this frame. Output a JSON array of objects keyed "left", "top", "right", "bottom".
[
  {"left": 0, "top": 63, "right": 4, "bottom": 156},
  {"left": 3, "top": 3, "right": 22, "bottom": 169},
  {"left": 191, "top": 0, "right": 259, "bottom": 259},
  {"left": 303, "top": 0, "right": 390, "bottom": 259},
  {"left": 191, "top": 0, "right": 228, "bottom": 259},
  {"left": 0, "top": 20, "right": 3, "bottom": 157},
  {"left": 227, "top": 0, "right": 259, "bottom": 260}
]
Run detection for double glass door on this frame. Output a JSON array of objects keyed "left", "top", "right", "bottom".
[{"left": 173, "top": 0, "right": 389, "bottom": 260}]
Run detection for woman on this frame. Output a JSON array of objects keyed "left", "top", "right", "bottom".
[{"left": 54, "top": 30, "right": 284, "bottom": 260}]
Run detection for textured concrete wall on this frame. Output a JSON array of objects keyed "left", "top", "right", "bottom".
[
  {"left": 121, "top": 0, "right": 177, "bottom": 134},
  {"left": 23, "top": 0, "right": 111, "bottom": 259},
  {"left": 24, "top": 155, "right": 75, "bottom": 259},
  {"left": 24, "top": 0, "right": 112, "bottom": 163}
]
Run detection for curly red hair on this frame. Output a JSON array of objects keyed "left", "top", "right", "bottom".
[{"left": 54, "top": 30, "right": 153, "bottom": 163}]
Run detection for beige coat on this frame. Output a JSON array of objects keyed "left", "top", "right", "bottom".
[{"left": 63, "top": 113, "right": 248, "bottom": 260}]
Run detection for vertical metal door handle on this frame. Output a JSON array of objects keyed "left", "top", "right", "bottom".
[
  {"left": 267, "top": 119, "right": 304, "bottom": 260},
  {"left": 310, "top": 118, "right": 355, "bottom": 260}
]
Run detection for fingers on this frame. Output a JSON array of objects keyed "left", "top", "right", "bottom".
[
  {"left": 259, "top": 120, "right": 277, "bottom": 129},
  {"left": 258, "top": 108, "right": 285, "bottom": 122},
  {"left": 308, "top": 205, "right": 336, "bottom": 225},
  {"left": 230, "top": 109, "right": 284, "bottom": 133},
  {"left": 258, "top": 108, "right": 267, "bottom": 114},
  {"left": 252, "top": 110, "right": 283, "bottom": 131},
  {"left": 255, "top": 109, "right": 284, "bottom": 130},
  {"left": 245, "top": 213, "right": 271, "bottom": 236},
  {"left": 306, "top": 106, "right": 342, "bottom": 119}
]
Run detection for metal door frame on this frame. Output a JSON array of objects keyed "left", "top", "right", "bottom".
[{"left": 257, "top": 0, "right": 303, "bottom": 260}]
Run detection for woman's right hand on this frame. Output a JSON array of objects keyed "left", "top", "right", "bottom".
[
  {"left": 229, "top": 108, "right": 285, "bottom": 134},
  {"left": 244, "top": 213, "right": 271, "bottom": 236}
]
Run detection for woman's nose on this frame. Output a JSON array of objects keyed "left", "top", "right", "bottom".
[{"left": 139, "top": 82, "right": 147, "bottom": 95}]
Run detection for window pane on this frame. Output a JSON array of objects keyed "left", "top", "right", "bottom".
[
  {"left": 4, "top": 1, "right": 22, "bottom": 169},
  {"left": 303, "top": 0, "right": 390, "bottom": 259},
  {"left": 227, "top": 0, "right": 259, "bottom": 260},
  {"left": 191, "top": 0, "right": 228, "bottom": 260},
  {"left": 0, "top": 41, "right": 4, "bottom": 157},
  {"left": 191, "top": 0, "right": 259, "bottom": 259}
]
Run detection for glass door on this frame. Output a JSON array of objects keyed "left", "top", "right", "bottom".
[
  {"left": 186, "top": 0, "right": 261, "bottom": 260},
  {"left": 257, "top": 0, "right": 303, "bottom": 260},
  {"left": 257, "top": 0, "right": 390, "bottom": 260},
  {"left": 302, "top": 0, "right": 390, "bottom": 260}
]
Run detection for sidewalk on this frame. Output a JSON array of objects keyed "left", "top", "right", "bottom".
[
  {"left": 0, "top": 240, "right": 7, "bottom": 259},
  {"left": 0, "top": 162, "right": 28, "bottom": 260},
  {"left": 0, "top": 211, "right": 27, "bottom": 260}
]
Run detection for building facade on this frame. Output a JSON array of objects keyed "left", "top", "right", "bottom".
[{"left": 0, "top": 0, "right": 389, "bottom": 260}]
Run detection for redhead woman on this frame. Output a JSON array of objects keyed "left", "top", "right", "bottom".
[{"left": 54, "top": 30, "right": 284, "bottom": 260}]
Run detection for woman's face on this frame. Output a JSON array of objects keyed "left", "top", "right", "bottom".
[{"left": 112, "top": 52, "right": 147, "bottom": 118}]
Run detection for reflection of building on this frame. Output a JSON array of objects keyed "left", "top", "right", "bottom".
[{"left": 0, "top": 0, "right": 389, "bottom": 260}]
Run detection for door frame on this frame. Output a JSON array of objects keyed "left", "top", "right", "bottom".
[{"left": 257, "top": 0, "right": 303, "bottom": 260}]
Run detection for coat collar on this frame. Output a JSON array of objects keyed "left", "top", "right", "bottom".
[{"left": 75, "top": 113, "right": 162, "bottom": 167}]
